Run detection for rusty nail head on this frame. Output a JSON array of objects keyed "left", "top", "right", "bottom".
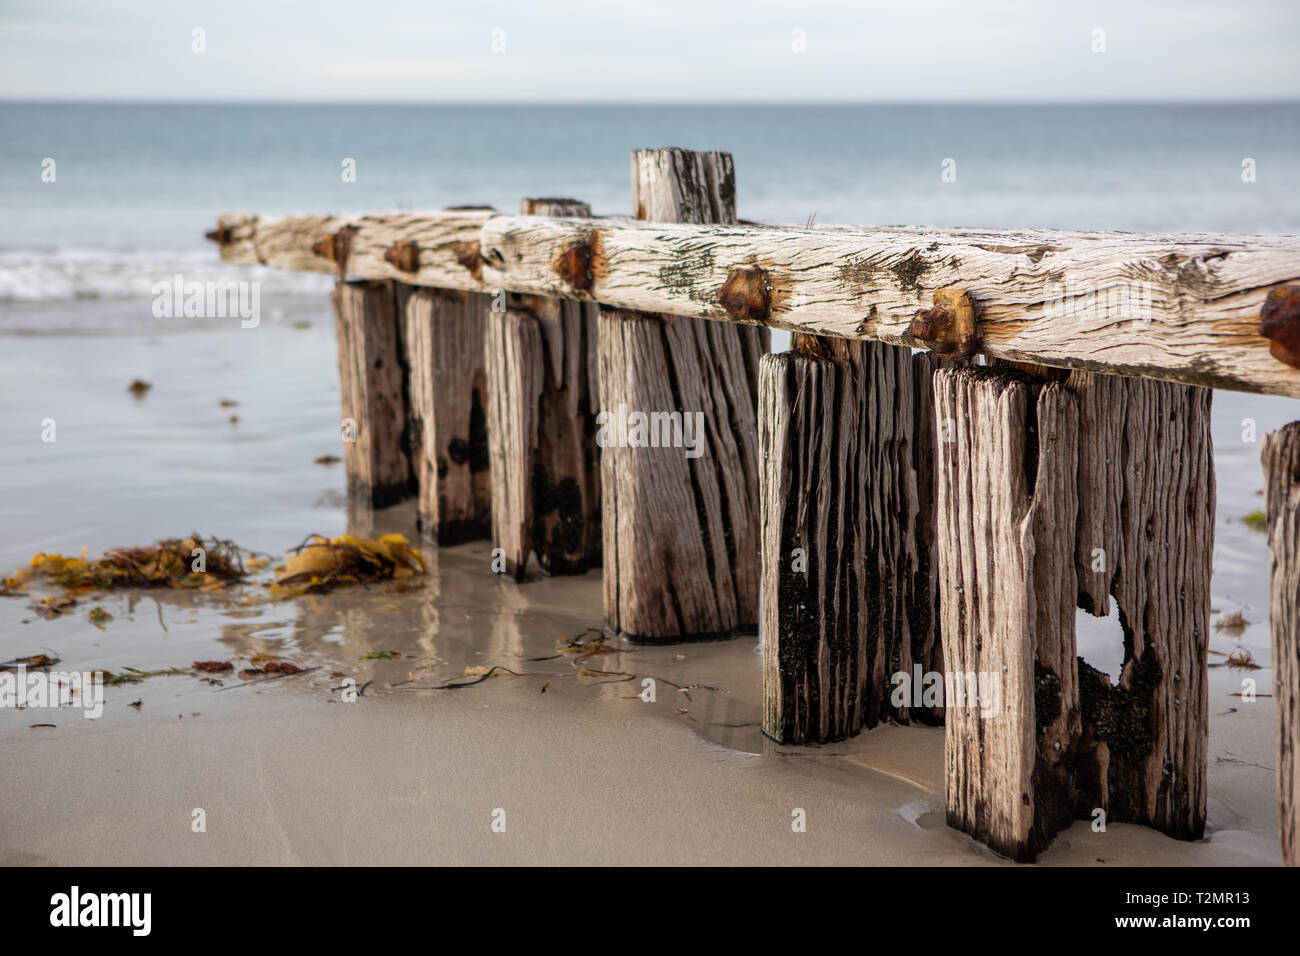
[
  {"left": 910, "top": 288, "right": 978, "bottom": 360},
  {"left": 1260, "top": 285, "right": 1300, "bottom": 370},
  {"left": 717, "top": 267, "right": 771, "bottom": 324},
  {"left": 553, "top": 237, "right": 594, "bottom": 292},
  {"left": 384, "top": 239, "right": 420, "bottom": 274}
]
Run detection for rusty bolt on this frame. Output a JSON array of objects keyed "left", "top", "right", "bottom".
[
  {"left": 552, "top": 237, "right": 594, "bottom": 292},
  {"left": 910, "top": 288, "right": 979, "bottom": 360},
  {"left": 311, "top": 226, "right": 358, "bottom": 277},
  {"left": 204, "top": 223, "right": 233, "bottom": 245},
  {"left": 716, "top": 267, "right": 771, "bottom": 324},
  {"left": 452, "top": 241, "right": 482, "bottom": 281},
  {"left": 383, "top": 239, "right": 420, "bottom": 274},
  {"left": 1260, "top": 285, "right": 1300, "bottom": 370}
]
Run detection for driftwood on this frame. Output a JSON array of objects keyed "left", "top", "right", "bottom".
[
  {"left": 399, "top": 285, "right": 491, "bottom": 543},
  {"left": 333, "top": 281, "right": 413, "bottom": 507},
  {"left": 760, "top": 338, "right": 942, "bottom": 744},
  {"left": 1264, "top": 421, "right": 1300, "bottom": 866},
  {"left": 485, "top": 198, "right": 601, "bottom": 578},
  {"left": 597, "top": 149, "right": 765, "bottom": 642},
  {"left": 934, "top": 365, "right": 1213, "bottom": 861}
]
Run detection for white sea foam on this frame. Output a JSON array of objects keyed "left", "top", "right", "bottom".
[{"left": 0, "top": 248, "right": 332, "bottom": 303}]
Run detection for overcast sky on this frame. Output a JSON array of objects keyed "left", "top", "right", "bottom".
[{"left": 2, "top": 0, "right": 1298, "bottom": 102}]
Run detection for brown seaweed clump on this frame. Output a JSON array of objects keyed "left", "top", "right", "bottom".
[
  {"left": 271, "top": 533, "right": 427, "bottom": 597},
  {"left": 0, "top": 535, "right": 247, "bottom": 596}
]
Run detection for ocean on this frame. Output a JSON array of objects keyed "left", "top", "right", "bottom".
[{"left": 3, "top": 102, "right": 1300, "bottom": 302}]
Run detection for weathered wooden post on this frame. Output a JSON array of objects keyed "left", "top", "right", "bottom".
[
  {"left": 485, "top": 198, "right": 601, "bottom": 578},
  {"left": 597, "top": 149, "right": 765, "bottom": 642},
  {"left": 1263, "top": 420, "right": 1300, "bottom": 866},
  {"left": 760, "top": 337, "right": 943, "bottom": 743},
  {"left": 322, "top": 208, "right": 497, "bottom": 540},
  {"left": 1069, "top": 371, "right": 1213, "bottom": 841},
  {"left": 334, "top": 280, "right": 414, "bottom": 508},
  {"left": 934, "top": 365, "right": 1079, "bottom": 861},
  {"left": 934, "top": 362, "right": 1213, "bottom": 861},
  {"left": 399, "top": 283, "right": 493, "bottom": 543}
]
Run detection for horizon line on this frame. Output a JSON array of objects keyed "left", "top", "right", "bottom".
[{"left": 4, "top": 97, "right": 1299, "bottom": 107}]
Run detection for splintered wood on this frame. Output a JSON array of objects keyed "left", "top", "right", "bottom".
[
  {"left": 598, "top": 148, "right": 765, "bottom": 642},
  {"left": 399, "top": 286, "right": 491, "bottom": 543},
  {"left": 1263, "top": 421, "right": 1300, "bottom": 866},
  {"left": 760, "top": 339, "right": 942, "bottom": 744},
  {"left": 934, "top": 365, "right": 1213, "bottom": 861},
  {"left": 485, "top": 199, "right": 600, "bottom": 579}
]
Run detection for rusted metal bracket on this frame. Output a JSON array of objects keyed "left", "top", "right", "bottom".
[
  {"left": 311, "top": 225, "right": 359, "bottom": 278},
  {"left": 1261, "top": 285, "right": 1300, "bottom": 370},
  {"left": 910, "top": 288, "right": 979, "bottom": 360},
  {"left": 716, "top": 267, "right": 771, "bottom": 324},
  {"left": 204, "top": 223, "right": 233, "bottom": 245},
  {"left": 383, "top": 239, "right": 420, "bottom": 274},
  {"left": 552, "top": 236, "right": 595, "bottom": 292}
]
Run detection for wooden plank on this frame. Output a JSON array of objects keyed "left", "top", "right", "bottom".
[
  {"left": 399, "top": 285, "right": 491, "bottom": 544},
  {"left": 934, "top": 366, "right": 1080, "bottom": 862},
  {"left": 217, "top": 209, "right": 1300, "bottom": 396},
  {"left": 1263, "top": 421, "right": 1300, "bottom": 866},
  {"left": 485, "top": 199, "right": 601, "bottom": 579},
  {"left": 217, "top": 209, "right": 496, "bottom": 290},
  {"left": 333, "top": 280, "right": 414, "bottom": 508},
  {"left": 478, "top": 217, "right": 1300, "bottom": 397},
  {"left": 760, "top": 337, "right": 943, "bottom": 743},
  {"left": 1069, "top": 371, "right": 1213, "bottom": 841},
  {"left": 598, "top": 148, "right": 764, "bottom": 643}
]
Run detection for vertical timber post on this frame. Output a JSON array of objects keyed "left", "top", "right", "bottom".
[
  {"left": 399, "top": 284, "right": 492, "bottom": 544},
  {"left": 934, "top": 365, "right": 1213, "bottom": 861},
  {"left": 597, "top": 148, "right": 765, "bottom": 643},
  {"left": 1263, "top": 421, "right": 1300, "bottom": 866},
  {"left": 760, "top": 337, "right": 943, "bottom": 744},
  {"left": 934, "top": 366, "right": 1080, "bottom": 861},
  {"left": 1068, "top": 371, "right": 1213, "bottom": 843},
  {"left": 485, "top": 198, "right": 601, "bottom": 579},
  {"left": 333, "top": 280, "right": 414, "bottom": 508}
]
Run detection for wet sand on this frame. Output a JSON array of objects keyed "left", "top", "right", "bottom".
[{"left": 0, "top": 292, "right": 1288, "bottom": 866}]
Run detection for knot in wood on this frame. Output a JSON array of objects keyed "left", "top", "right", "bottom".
[
  {"left": 716, "top": 267, "right": 771, "bottom": 324},
  {"left": 383, "top": 239, "right": 420, "bottom": 274},
  {"left": 1260, "top": 285, "right": 1300, "bottom": 370},
  {"left": 909, "top": 288, "right": 978, "bottom": 360},
  {"left": 552, "top": 237, "right": 594, "bottom": 292}
]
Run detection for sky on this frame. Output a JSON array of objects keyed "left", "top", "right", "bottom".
[{"left": 1, "top": 0, "right": 1298, "bottom": 103}]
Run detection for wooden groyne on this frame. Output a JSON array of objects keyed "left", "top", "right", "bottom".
[{"left": 210, "top": 147, "right": 1300, "bottom": 863}]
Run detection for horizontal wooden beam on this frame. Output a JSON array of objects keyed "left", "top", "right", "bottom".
[{"left": 212, "top": 210, "right": 1300, "bottom": 396}]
